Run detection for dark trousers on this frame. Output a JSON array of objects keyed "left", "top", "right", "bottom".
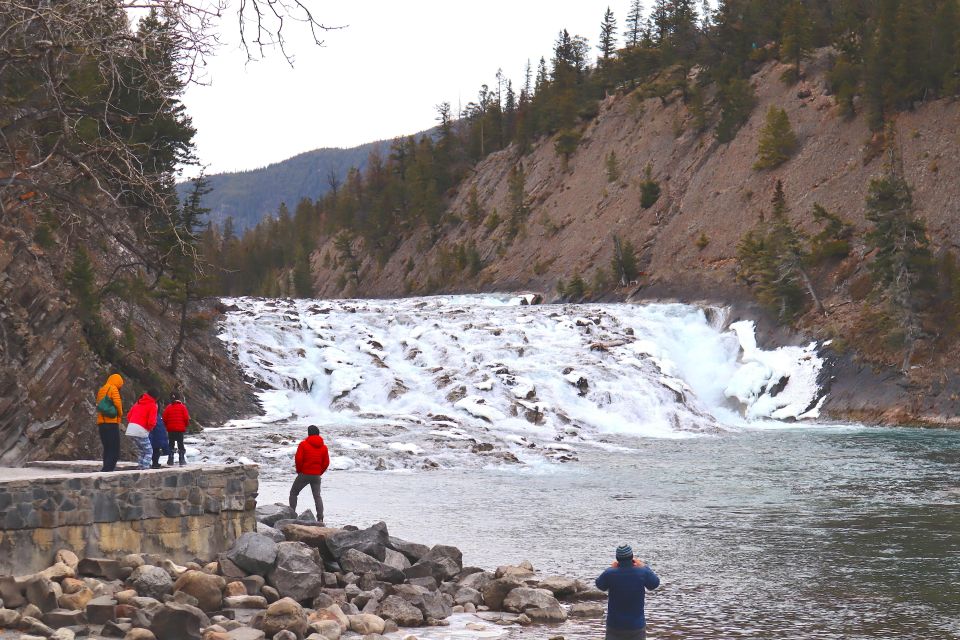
[
  {"left": 606, "top": 628, "right": 647, "bottom": 640},
  {"left": 169, "top": 432, "right": 185, "bottom": 456},
  {"left": 289, "top": 473, "right": 323, "bottom": 521},
  {"left": 99, "top": 423, "right": 120, "bottom": 472},
  {"left": 151, "top": 443, "right": 168, "bottom": 466}
]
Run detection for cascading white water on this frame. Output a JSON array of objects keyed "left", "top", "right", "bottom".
[{"left": 212, "top": 295, "right": 826, "bottom": 471}]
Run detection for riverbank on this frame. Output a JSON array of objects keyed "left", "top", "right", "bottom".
[{"left": 0, "top": 505, "right": 604, "bottom": 639}]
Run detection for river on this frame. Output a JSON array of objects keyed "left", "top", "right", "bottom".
[{"left": 200, "top": 296, "right": 960, "bottom": 639}]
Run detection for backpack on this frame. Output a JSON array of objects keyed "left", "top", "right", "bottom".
[{"left": 96, "top": 390, "right": 118, "bottom": 418}]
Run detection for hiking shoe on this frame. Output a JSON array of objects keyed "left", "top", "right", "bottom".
[{"left": 150, "top": 463, "right": 162, "bottom": 469}]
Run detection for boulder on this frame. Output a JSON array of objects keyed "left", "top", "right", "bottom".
[
  {"left": 172, "top": 571, "right": 225, "bottom": 612},
  {"left": 85, "top": 595, "right": 117, "bottom": 624},
  {"left": 129, "top": 566, "right": 174, "bottom": 600},
  {"left": 377, "top": 596, "right": 423, "bottom": 627},
  {"left": 226, "top": 629, "right": 265, "bottom": 640},
  {"left": 160, "top": 560, "right": 187, "bottom": 580},
  {"left": 258, "top": 597, "right": 308, "bottom": 639},
  {"left": 502, "top": 587, "right": 560, "bottom": 614},
  {"left": 0, "top": 608, "right": 20, "bottom": 627},
  {"left": 381, "top": 548, "right": 411, "bottom": 572},
  {"left": 569, "top": 601, "right": 605, "bottom": 618},
  {"left": 347, "top": 613, "right": 385, "bottom": 635},
  {"left": 526, "top": 603, "right": 568, "bottom": 623},
  {"left": 217, "top": 555, "right": 247, "bottom": 580},
  {"left": 225, "top": 533, "right": 279, "bottom": 576},
  {"left": 225, "top": 581, "right": 246, "bottom": 597},
  {"left": 123, "top": 630, "right": 156, "bottom": 640},
  {"left": 241, "top": 575, "right": 265, "bottom": 596},
  {"left": 278, "top": 525, "right": 342, "bottom": 551},
  {"left": 149, "top": 602, "right": 209, "bottom": 640},
  {"left": 25, "top": 576, "right": 59, "bottom": 612},
  {"left": 0, "top": 576, "right": 25, "bottom": 608},
  {"left": 415, "top": 591, "right": 451, "bottom": 621},
  {"left": 494, "top": 563, "right": 535, "bottom": 580},
  {"left": 261, "top": 585, "right": 280, "bottom": 603},
  {"left": 54, "top": 550, "right": 80, "bottom": 571},
  {"left": 453, "top": 587, "right": 483, "bottom": 606},
  {"left": 325, "top": 523, "right": 389, "bottom": 562},
  {"left": 480, "top": 578, "right": 521, "bottom": 610},
  {"left": 42, "top": 608, "right": 86, "bottom": 628},
  {"left": 309, "top": 604, "right": 349, "bottom": 632},
  {"left": 255, "top": 503, "right": 297, "bottom": 527},
  {"left": 58, "top": 587, "right": 94, "bottom": 610},
  {"left": 223, "top": 595, "right": 268, "bottom": 609},
  {"left": 273, "top": 631, "right": 297, "bottom": 640},
  {"left": 35, "top": 562, "right": 76, "bottom": 582},
  {"left": 267, "top": 542, "right": 324, "bottom": 602},
  {"left": 309, "top": 619, "right": 342, "bottom": 639},
  {"left": 255, "top": 523, "right": 286, "bottom": 543},
  {"left": 20, "top": 616, "right": 56, "bottom": 637},
  {"left": 406, "top": 577, "right": 438, "bottom": 592},
  {"left": 338, "top": 550, "right": 404, "bottom": 584},
  {"left": 570, "top": 587, "right": 607, "bottom": 601},
  {"left": 457, "top": 570, "right": 493, "bottom": 592},
  {"left": 77, "top": 558, "right": 123, "bottom": 580},
  {"left": 538, "top": 576, "right": 579, "bottom": 598},
  {"left": 387, "top": 537, "right": 430, "bottom": 564}
]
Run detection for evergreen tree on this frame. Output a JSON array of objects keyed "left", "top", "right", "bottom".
[
  {"left": 639, "top": 164, "right": 661, "bottom": 209},
  {"left": 605, "top": 151, "right": 621, "bottom": 182},
  {"left": 625, "top": 0, "right": 645, "bottom": 47},
  {"left": 611, "top": 237, "right": 639, "bottom": 284},
  {"left": 507, "top": 163, "right": 529, "bottom": 236},
  {"left": 864, "top": 148, "right": 934, "bottom": 371},
  {"left": 780, "top": 0, "right": 815, "bottom": 82},
  {"left": 599, "top": 7, "right": 618, "bottom": 63},
  {"left": 716, "top": 78, "right": 756, "bottom": 143},
  {"left": 754, "top": 106, "right": 797, "bottom": 170}
]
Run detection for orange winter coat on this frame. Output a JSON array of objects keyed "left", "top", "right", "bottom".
[{"left": 96, "top": 374, "right": 124, "bottom": 424}]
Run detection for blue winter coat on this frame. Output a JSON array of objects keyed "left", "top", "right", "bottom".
[
  {"left": 596, "top": 563, "right": 660, "bottom": 629},
  {"left": 149, "top": 413, "right": 170, "bottom": 453}
]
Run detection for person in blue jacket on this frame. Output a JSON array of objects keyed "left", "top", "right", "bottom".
[
  {"left": 149, "top": 402, "right": 171, "bottom": 469},
  {"left": 596, "top": 544, "right": 661, "bottom": 639}
]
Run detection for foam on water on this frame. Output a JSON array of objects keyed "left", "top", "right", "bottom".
[{"left": 212, "top": 295, "right": 827, "bottom": 471}]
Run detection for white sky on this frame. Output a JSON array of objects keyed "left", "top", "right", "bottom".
[{"left": 181, "top": 1, "right": 635, "bottom": 175}]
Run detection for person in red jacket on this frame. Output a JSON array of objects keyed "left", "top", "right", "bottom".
[
  {"left": 162, "top": 391, "right": 190, "bottom": 466},
  {"left": 125, "top": 389, "right": 159, "bottom": 470},
  {"left": 290, "top": 425, "right": 330, "bottom": 522}
]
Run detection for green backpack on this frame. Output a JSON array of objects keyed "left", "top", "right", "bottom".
[{"left": 96, "top": 392, "right": 118, "bottom": 418}]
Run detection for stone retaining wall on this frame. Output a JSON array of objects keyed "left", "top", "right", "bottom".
[{"left": 0, "top": 464, "right": 258, "bottom": 575}]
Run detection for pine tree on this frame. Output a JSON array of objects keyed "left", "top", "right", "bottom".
[
  {"left": 624, "top": 0, "right": 644, "bottom": 47},
  {"left": 599, "top": 7, "right": 618, "bottom": 63},
  {"left": 716, "top": 78, "right": 756, "bottom": 143},
  {"left": 754, "top": 106, "right": 797, "bottom": 169},
  {"left": 611, "top": 237, "right": 639, "bottom": 285},
  {"left": 639, "top": 164, "right": 661, "bottom": 209},
  {"left": 507, "top": 163, "right": 529, "bottom": 236},
  {"left": 780, "top": 0, "right": 815, "bottom": 82},
  {"left": 864, "top": 146, "right": 934, "bottom": 371},
  {"left": 605, "top": 151, "right": 621, "bottom": 182}
]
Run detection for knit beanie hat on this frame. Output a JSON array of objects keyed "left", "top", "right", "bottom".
[{"left": 615, "top": 544, "right": 634, "bottom": 562}]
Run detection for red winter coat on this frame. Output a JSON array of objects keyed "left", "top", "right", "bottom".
[
  {"left": 126, "top": 394, "right": 158, "bottom": 432},
  {"left": 162, "top": 401, "right": 190, "bottom": 433},
  {"left": 295, "top": 435, "right": 330, "bottom": 476}
]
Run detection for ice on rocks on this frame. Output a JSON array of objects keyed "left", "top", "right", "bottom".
[{"left": 211, "top": 296, "right": 828, "bottom": 474}]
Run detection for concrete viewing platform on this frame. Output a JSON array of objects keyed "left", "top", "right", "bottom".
[{"left": 0, "top": 461, "right": 259, "bottom": 575}]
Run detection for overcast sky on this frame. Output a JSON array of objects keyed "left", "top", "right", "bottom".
[{"left": 181, "top": 1, "right": 638, "bottom": 176}]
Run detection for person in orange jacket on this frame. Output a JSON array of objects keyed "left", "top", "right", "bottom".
[
  {"left": 290, "top": 425, "right": 330, "bottom": 523},
  {"left": 96, "top": 373, "right": 124, "bottom": 472}
]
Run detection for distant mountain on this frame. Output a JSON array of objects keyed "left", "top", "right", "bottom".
[{"left": 180, "top": 141, "right": 384, "bottom": 231}]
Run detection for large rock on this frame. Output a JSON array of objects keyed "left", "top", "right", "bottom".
[
  {"left": 258, "top": 597, "right": 308, "bottom": 639},
  {"left": 377, "top": 595, "right": 423, "bottom": 627},
  {"left": 347, "top": 613, "right": 385, "bottom": 635},
  {"left": 255, "top": 503, "right": 297, "bottom": 527},
  {"left": 85, "top": 595, "right": 117, "bottom": 624},
  {"left": 381, "top": 548, "right": 411, "bottom": 572},
  {"left": 309, "top": 619, "right": 342, "bottom": 639},
  {"left": 538, "top": 576, "right": 579, "bottom": 598},
  {"left": 267, "top": 543, "right": 324, "bottom": 602},
  {"left": 387, "top": 537, "right": 430, "bottom": 563},
  {"left": 25, "top": 576, "right": 59, "bottom": 612},
  {"left": 279, "top": 525, "right": 343, "bottom": 551},
  {"left": 42, "top": 608, "right": 87, "bottom": 628},
  {"left": 495, "top": 562, "right": 535, "bottom": 580},
  {"left": 337, "top": 550, "right": 404, "bottom": 584},
  {"left": 0, "top": 607, "right": 20, "bottom": 627},
  {"left": 148, "top": 603, "right": 209, "bottom": 640},
  {"left": 569, "top": 601, "right": 605, "bottom": 618},
  {"left": 223, "top": 595, "right": 268, "bottom": 609},
  {"left": 502, "top": 587, "right": 561, "bottom": 614},
  {"left": 453, "top": 586, "right": 483, "bottom": 606},
  {"left": 255, "top": 523, "right": 286, "bottom": 543},
  {"left": 225, "top": 533, "right": 279, "bottom": 576},
  {"left": 458, "top": 570, "right": 493, "bottom": 592},
  {"left": 129, "top": 566, "right": 174, "bottom": 601},
  {"left": 415, "top": 591, "right": 452, "bottom": 621},
  {"left": 481, "top": 578, "right": 522, "bottom": 611},
  {"left": 309, "top": 604, "right": 349, "bottom": 632},
  {"left": 77, "top": 558, "right": 123, "bottom": 580},
  {"left": 59, "top": 586, "right": 94, "bottom": 610},
  {"left": 526, "top": 603, "right": 568, "bottom": 623},
  {"left": 173, "top": 571, "right": 225, "bottom": 612},
  {"left": 0, "top": 575, "right": 25, "bottom": 608},
  {"left": 226, "top": 629, "right": 265, "bottom": 640},
  {"left": 325, "top": 523, "right": 389, "bottom": 562}
]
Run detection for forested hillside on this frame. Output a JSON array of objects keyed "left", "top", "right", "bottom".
[
  {"left": 175, "top": 142, "right": 381, "bottom": 232},
  {"left": 208, "top": 0, "right": 960, "bottom": 425}
]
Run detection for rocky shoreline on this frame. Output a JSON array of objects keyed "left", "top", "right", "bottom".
[{"left": 0, "top": 505, "right": 605, "bottom": 639}]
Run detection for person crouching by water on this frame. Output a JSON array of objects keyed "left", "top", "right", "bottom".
[
  {"left": 125, "top": 389, "right": 159, "bottom": 470},
  {"left": 96, "top": 373, "right": 124, "bottom": 472},
  {"left": 596, "top": 544, "right": 661, "bottom": 640},
  {"left": 290, "top": 425, "right": 330, "bottom": 523},
  {"left": 162, "top": 391, "right": 190, "bottom": 466}
]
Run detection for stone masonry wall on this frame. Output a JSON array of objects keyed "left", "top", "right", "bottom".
[{"left": 0, "top": 464, "right": 258, "bottom": 575}]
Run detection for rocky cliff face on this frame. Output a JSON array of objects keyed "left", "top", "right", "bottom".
[
  {"left": 0, "top": 211, "right": 257, "bottom": 466},
  {"left": 306, "top": 50, "right": 960, "bottom": 426}
]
